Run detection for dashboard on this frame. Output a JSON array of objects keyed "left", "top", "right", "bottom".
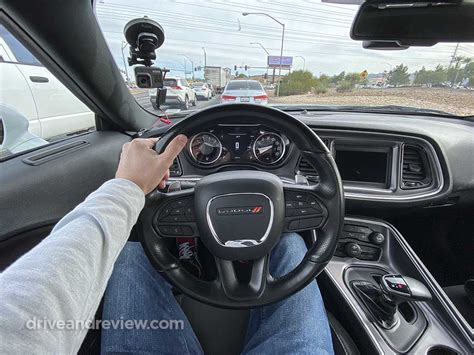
[
  {"left": 164, "top": 110, "right": 474, "bottom": 207},
  {"left": 178, "top": 123, "right": 445, "bottom": 203}
]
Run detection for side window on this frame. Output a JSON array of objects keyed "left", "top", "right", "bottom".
[
  {"left": 0, "top": 25, "right": 95, "bottom": 160},
  {"left": 0, "top": 25, "right": 40, "bottom": 65}
]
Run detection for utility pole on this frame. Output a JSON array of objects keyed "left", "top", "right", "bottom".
[
  {"left": 180, "top": 54, "right": 195, "bottom": 81},
  {"left": 202, "top": 47, "right": 207, "bottom": 67},
  {"left": 243, "top": 12, "right": 285, "bottom": 96},
  {"left": 448, "top": 43, "right": 460, "bottom": 87}
]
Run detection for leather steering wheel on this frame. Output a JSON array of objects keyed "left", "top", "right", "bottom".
[{"left": 139, "top": 103, "right": 344, "bottom": 309}]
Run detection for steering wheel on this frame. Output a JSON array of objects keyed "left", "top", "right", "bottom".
[{"left": 139, "top": 104, "right": 344, "bottom": 309}]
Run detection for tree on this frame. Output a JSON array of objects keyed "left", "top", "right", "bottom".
[
  {"left": 235, "top": 73, "right": 248, "bottom": 78},
  {"left": 331, "top": 71, "right": 345, "bottom": 85},
  {"left": 388, "top": 64, "right": 410, "bottom": 87},
  {"left": 278, "top": 70, "right": 318, "bottom": 96}
]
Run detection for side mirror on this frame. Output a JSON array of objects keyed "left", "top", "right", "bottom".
[{"left": 0, "top": 105, "right": 48, "bottom": 157}]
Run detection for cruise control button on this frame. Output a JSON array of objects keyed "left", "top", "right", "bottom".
[
  {"left": 162, "top": 215, "right": 187, "bottom": 223},
  {"left": 285, "top": 201, "right": 295, "bottom": 209},
  {"left": 294, "top": 208, "right": 315, "bottom": 216},
  {"left": 159, "top": 226, "right": 182, "bottom": 236},
  {"left": 294, "top": 200, "right": 307, "bottom": 208}
]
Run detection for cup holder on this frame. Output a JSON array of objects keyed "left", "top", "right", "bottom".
[{"left": 427, "top": 345, "right": 458, "bottom": 355}]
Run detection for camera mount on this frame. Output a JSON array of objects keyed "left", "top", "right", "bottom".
[{"left": 124, "top": 17, "right": 165, "bottom": 67}]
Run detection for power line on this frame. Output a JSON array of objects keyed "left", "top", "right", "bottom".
[
  {"left": 98, "top": 12, "right": 458, "bottom": 55},
  {"left": 97, "top": 2, "right": 350, "bottom": 29},
  {"left": 97, "top": 6, "right": 351, "bottom": 40}
]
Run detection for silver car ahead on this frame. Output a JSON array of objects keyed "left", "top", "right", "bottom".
[{"left": 221, "top": 80, "right": 268, "bottom": 105}]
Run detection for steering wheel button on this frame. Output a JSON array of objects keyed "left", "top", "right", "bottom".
[
  {"left": 181, "top": 226, "right": 193, "bottom": 236},
  {"left": 285, "top": 201, "right": 295, "bottom": 208},
  {"left": 162, "top": 215, "right": 187, "bottom": 223},
  {"left": 288, "top": 220, "right": 300, "bottom": 230},
  {"left": 299, "top": 217, "right": 322, "bottom": 229},
  {"left": 170, "top": 207, "right": 185, "bottom": 215},
  {"left": 171, "top": 199, "right": 188, "bottom": 208},
  {"left": 285, "top": 208, "right": 294, "bottom": 217}
]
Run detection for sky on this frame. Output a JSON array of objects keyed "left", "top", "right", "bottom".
[{"left": 95, "top": 0, "right": 474, "bottom": 79}]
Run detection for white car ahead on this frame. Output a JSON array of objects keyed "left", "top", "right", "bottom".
[
  {"left": 149, "top": 77, "right": 197, "bottom": 110},
  {"left": 192, "top": 82, "right": 213, "bottom": 100},
  {"left": 221, "top": 80, "right": 268, "bottom": 105}
]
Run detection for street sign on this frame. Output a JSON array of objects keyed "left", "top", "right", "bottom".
[{"left": 267, "top": 56, "right": 293, "bottom": 68}]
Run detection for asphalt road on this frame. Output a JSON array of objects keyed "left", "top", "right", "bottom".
[{"left": 132, "top": 90, "right": 220, "bottom": 113}]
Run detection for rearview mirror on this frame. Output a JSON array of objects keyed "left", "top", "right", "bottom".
[{"left": 351, "top": 1, "right": 474, "bottom": 47}]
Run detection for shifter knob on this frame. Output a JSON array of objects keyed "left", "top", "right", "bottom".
[{"left": 381, "top": 274, "right": 432, "bottom": 303}]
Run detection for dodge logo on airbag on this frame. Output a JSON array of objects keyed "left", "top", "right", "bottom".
[{"left": 216, "top": 206, "right": 263, "bottom": 215}]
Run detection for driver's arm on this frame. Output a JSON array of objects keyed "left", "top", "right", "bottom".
[{"left": 0, "top": 135, "right": 187, "bottom": 354}]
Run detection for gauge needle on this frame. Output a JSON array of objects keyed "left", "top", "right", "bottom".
[{"left": 257, "top": 145, "right": 273, "bottom": 155}]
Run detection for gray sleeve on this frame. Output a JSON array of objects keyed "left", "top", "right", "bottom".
[{"left": 0, "top": 178, "right": 145, "bottom": 354}]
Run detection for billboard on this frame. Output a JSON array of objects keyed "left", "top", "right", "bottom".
[{"left": 267, "top": 56, "right": 293, "bottom": 68}]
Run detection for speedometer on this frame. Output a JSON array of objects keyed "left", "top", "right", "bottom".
[
  {"left": 253, "top": 132, "right": 286, "bottom": 164},
  {"left": 189, "top": 132, "right": 222, "bottom": 164}
]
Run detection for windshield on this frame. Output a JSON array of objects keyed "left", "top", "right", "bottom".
[{"left": 96, "top": 1, "right": 474, "bottom": 118}]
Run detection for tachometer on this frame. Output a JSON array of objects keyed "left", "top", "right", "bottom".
[
  {"left": 189, "top": 132, "right": 222, "bottom": 164},
  {"left": 253, "top": 132, "right": 286, "bottom": 164}
]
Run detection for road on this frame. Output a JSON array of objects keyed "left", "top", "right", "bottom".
[{"left": 132, "top": 90, "right": 220, "bottom": 113}]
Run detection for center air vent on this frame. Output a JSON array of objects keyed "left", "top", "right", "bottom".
[
  {"left": 169, "top": 157, "right": 182, "bottom": 177},
  {"left": 401, "top": 145, "right": 431, "bottom": 189},
  {"left": 296, "top": 138, "right": 330, "bottom": 182}
]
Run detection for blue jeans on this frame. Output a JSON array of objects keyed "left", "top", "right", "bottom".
[{"left": 101, "top": 233, "right": 333, "bottom": 354}]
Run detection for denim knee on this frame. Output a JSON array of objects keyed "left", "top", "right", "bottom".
[{"left": 270, "top": 233, "right": 307, "bottom": 278}]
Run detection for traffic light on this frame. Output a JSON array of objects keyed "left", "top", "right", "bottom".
[
  {"left": 234, "top": 65, "right": 237, "bottom": 71},
  {"left": 245, "top": 65, "right": 248, "bottom": 71},
  {"left": 264, "top": 73, "right": 268, "bottom": 79}
]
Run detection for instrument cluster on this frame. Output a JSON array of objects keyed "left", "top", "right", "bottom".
[{"left": 187, "top": 124, "right": 290, "bottom": 167}]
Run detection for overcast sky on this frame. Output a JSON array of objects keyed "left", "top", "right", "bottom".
[{"left": 95, "top": 0, "right": 474, "bottom": 79}]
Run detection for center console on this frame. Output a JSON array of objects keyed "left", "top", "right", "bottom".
[{"left": 323, "top": 216, "right": 473, "bottom": 354}]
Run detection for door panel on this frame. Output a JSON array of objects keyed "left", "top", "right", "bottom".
[{"left": 0, "top": 131, "right": 130, "bottom": 252}]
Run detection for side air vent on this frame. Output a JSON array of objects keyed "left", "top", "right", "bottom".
[
  {"left": 169, "top": 157, "right": 182, "bottom": 177},
  {"left": 401, "top": 145, "right": 431, "bottom": 189},
  {"left": 296, "top": 138, "right": 330, "bottom": 182}
]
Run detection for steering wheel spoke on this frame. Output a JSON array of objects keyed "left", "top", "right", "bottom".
[
  {"left": 150, "top": 188, "right": 200, "bottom": 238},
  {"left": 282, "top": 184, "right": 328, "bottom": 233},
  {"left": 215, "top": 255, "right": 270, "bottom": 301}
]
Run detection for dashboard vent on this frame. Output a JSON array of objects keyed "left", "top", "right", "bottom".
[
  {"left": 169, "top": 157, "right": 182, "bottom": 177},
  {"left": 401, "top": 145, "right": 431, "bottom": 189},
  {"left": 296, "top": 138, "right": 330, "bottom": 182}
]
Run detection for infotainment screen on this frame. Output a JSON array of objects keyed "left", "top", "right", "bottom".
[{"left": 335, "top": 150, "right": 389, "bottom": 184}]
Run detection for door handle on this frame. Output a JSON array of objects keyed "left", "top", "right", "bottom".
[{"left": 29, "top": 76, "right": 49, "bottom": 83}]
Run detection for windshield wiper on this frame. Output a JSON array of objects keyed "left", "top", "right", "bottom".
[{"left": 272, "top": 104, "right": 462, "bottom": 118}]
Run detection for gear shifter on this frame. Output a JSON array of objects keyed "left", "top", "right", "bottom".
[{"left": 352, "top": 274, "right": 432, "bottom": 329}]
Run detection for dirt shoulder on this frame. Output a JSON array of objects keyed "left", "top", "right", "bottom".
[{"left": 270, "top": 87, "right": 474, "bottom": 116}]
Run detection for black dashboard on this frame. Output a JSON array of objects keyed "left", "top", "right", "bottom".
[{"left": 165, "top": 110, "right": 474, "bottom": 209}]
